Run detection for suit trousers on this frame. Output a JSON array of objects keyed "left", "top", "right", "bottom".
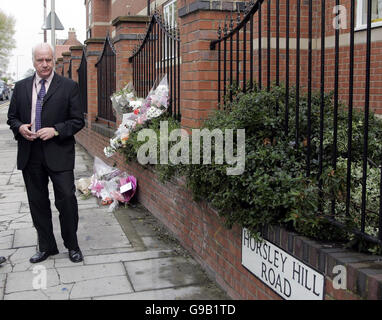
[{"left": 22, "top": 139, "right": 79, "bottom": 252}]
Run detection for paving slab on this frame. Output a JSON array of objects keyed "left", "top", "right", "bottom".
[
  {"left": 95, "top": 285, "right": 229, "bottom": 300},
  {"left": 124, "top": 256, "right": 208, "bottom": 292},
  {"left": 0, "top": 202, "right": 21, "bottom": 214},
  {"left": 75, "top": 225, "right": 132, "bottom": 251},
  {"left": 8, "top": 247, "right": 46, "bottom": 272},
  {"left": 13, "top": 228, "right": 38, "bottom": 248},
  {"left": 4, "top": 284, "right": 74, "bottom": 300},
  {"left": 69, "top": 275, "right": 133, "bottom": 299},
  {"left": 83, "top": 249, "right": 175, "bottom": 265},
  {"left": 5, "top": 268, "right": 60, "bottom": 293},
  {"left": 56, "top": 263, "right": 126, "bottom": 284}
]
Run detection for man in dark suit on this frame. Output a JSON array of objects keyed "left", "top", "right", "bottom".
[{"left": 7, "top": 43, "right": 85, "bottom": 263}]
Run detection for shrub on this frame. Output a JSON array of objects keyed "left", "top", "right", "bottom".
[
  {"left": 184, "top": 85, "right": 382, "bottom": 253},
  {"left": 118, "top": 85, "right": 382, "bottom": 254}
]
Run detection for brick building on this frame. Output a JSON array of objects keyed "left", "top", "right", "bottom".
[
  {"left": 57, "top": 0, "right": 382, "bottom": 300},
  {"left": 54, "top": 28, "right": 83, "bottom": 79}
]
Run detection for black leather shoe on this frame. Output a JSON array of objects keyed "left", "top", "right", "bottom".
[
  {"left": 29, "top": 250, "right": 59, "bottom": 264},
  {"left": 0, "top": 256, "right": 6, "bottom": 265},
  {"left": 69, "top": 249, "right": 83, "bottom": 263}
]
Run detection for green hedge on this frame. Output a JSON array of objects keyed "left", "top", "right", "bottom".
[{"left": 118, "top": 86, "right": 382, "bottom": 254}]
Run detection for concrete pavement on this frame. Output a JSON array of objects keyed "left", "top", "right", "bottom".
[{"left": 0, "top": 101, "right": 229, "bottom": 300}]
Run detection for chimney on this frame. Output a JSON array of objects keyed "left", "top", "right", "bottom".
[{"left": 68, "top": 28, "right": 76, "bottom": 41}]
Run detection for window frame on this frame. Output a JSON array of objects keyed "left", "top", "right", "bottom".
[
  {"left": 88, "top": 0, "right": 92, "bottom": 27},
  {"left": 162, "top": 0, "right": 177, "bottom": 60},
  {"left": 163, "top": 0, "right": 177, "bottom": 29},
  {"left": 356, "top": 0, "right": 382, "bottom": 31}
]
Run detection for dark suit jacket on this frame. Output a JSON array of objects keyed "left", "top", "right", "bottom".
[{"left": 7, "top": 72, "right": 85, "bottom": 171}]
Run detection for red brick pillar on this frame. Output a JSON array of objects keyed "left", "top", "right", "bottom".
[
  {"left": 62, "top": 52, "right": 71, "bottom": 78},
  {"left": 112, "top": 16, "right": 150, "bottom": 92},
  {"left": 84, "top": 38, "right": 105, "bottom": 125},
  {"left": 69, "top": 45, "right": 84, "bottom": 83},
  {"left": 90, "top": 0, "right": 112, "bottom": 37},
  {"left": 56, "top": 58, "right": 64, "bottom": 76},
  {"left": 112, "top": 16, "right": 150, "bottom": 125},
  {"left": 178, "top": 1, "right": 226, "bottom": 130}
]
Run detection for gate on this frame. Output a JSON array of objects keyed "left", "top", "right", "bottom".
[
  {"left": 129, "top": 12, "right": 181, "bottom": 120},
  {"left": 96, "top": 35, "right": 116, "bottom": 124},
  {"left": 68, "top": 59, "right": 72, "bottom": 79},
  {"left": 77, "top": 49, "right": 88, "bottom": 114}
]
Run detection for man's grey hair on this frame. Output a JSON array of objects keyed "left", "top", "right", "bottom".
[{"left": 32, "top": 43, "right": 54, "bottom": 62}]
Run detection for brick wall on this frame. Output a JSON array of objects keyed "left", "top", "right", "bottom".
[
  {"left": 69, "top": 45, "right": 84, "bottom": 83},
  {"left": 55, "top": 58, "right": 64, "bottom": 76},
  {"left": 62, "top": 52, "right": 71, "bottom": 78},
  {"left": 84, "top": 38, "right": 105, "bottom": 125},
  {"left": 112, "top": 16, "right": 151, "bottom": 93}
]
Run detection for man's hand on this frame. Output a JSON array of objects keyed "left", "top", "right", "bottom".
[
  {"left": 19, "top": 124, "right": 37, "bottom": 141},
  {"left": 36, "top": 127, "right": 56, "bottom": 141}
]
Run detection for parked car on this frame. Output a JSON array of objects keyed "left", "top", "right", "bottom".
[{"left": 0, "top": 80, "right": 10, "bottom": 101}]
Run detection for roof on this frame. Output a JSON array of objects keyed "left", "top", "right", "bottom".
[{"left": 55, "top": 28, "right": 82, "bottom": 60}]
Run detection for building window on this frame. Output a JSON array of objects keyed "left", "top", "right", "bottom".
[
  {"left": 88, "top": 0, "right": 92, "bottom": 27},
  {"left": 357, "top": 0, "right": 382, "bottom": 29},
  {"left": 163, "top": 0, "right": 177, "bottom": 59},
  {"left": 163, "top": 0, "right": 177, "bottom": 29}
]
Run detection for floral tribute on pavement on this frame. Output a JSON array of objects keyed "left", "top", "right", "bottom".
[
  {"left": 76, "top": 75, "right": 169, "bottom": 211},
  {"left": 76, "top": 157, "right": 137, "bottom": 212}
]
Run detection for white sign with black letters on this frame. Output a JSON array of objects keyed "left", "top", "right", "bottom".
[{"left": 242, "top": 228, "right": 324, "bottom": 300}]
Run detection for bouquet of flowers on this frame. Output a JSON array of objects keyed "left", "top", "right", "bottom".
[
  {"left": 125, "top": 74, "right": 169, "bottom": 124},
  {"left": 104, "top": 113, "right": 137, "bottom": 158},
  {"left": 86, "top": 157, "right": 137, "bottom": 210},
  {"left": 110, "top": 82, "right": 144, "bottom": 117},
  {"left": 104, "top": 74, "right": 169, "bottom": 158}
]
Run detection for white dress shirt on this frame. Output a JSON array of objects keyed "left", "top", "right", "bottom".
[{"left": 31, "top": 71, "right": 55, "bottom": 133}]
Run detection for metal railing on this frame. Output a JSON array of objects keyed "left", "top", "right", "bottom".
[
  {"left": 129, "top": 12, "right": 181, "bottom": 120},
  {"left": 96, "top": 35, "right": 116, "bottom": 124},
  {"left": 77, "top": 50, "right": 88, "bottom": 114},
  {"left": 68, "top": 59, "right": 72, "bottom": 79},
  {"left": 210, "top": 0, "right": 382, "bottom": 246}
]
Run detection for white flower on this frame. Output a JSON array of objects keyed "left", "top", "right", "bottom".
[
  {"left": 146, "top": 106, "right": 163, "bottom": 119},
  {"left": 130, "top": 100, "right": 143, "bottom": 110},
  {"left": 104, "top": 146, "right": 116, "bottom": 158},
  {"left": 125, "top": 92, "right": 135, "bottom": 100},
  {"left": 124, "top": 120, "right": 136, "bottom": 130},
  {"left": 110, "top": 137, "right": 122, "bottom": 150}
]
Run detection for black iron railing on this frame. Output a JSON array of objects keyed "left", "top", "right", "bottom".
[
  {"left": 210, "top": 0, "right": 382, "bottom": 246},
  {"left": 129, "top": 12, "right": 181, "bottom": 120},
  {"left": 68, "top": 59, "right": 72, "bottom": 79},
  {"left": 96, "top": 35, "right": 116, "bottom": 124},
  {"left": 77, "top": 50, "right": 88, "bottom": 114}
]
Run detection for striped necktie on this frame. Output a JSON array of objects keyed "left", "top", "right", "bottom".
[{"left": 35, "top": 79, "right": 46, "bottom": 132}]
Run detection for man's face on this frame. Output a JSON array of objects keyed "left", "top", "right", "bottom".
[{"left": 33, "top": 47, "right": 54, "bottom": 79}]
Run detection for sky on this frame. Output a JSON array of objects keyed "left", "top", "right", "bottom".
[{"left": 0, "top": 0, "right": 86, "bottom": 81}]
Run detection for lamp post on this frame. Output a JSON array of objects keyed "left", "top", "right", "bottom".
[
  {"left": 44, "top": 0, "right": 47, "bottom": 42},
  {"left": 42, "top": 0, "right": 64, "bottom": 55},
  {"left": 51, "top": 0, "right": 56, "bottom": 54}
]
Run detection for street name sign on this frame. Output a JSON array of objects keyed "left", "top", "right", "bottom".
[{"left": 242, "top": 228, "right": 324, "bottom": 300}]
